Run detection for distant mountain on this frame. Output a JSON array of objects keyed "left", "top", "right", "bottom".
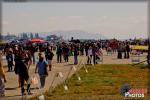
[{"left": 40, "top": 30, "right": 107, "bottom": 40}]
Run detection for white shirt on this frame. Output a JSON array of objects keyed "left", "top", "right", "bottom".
[{"left": 88, "top": 48, "right": 93, "bottom": 56}]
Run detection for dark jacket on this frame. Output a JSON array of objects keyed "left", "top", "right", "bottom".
[
  {"left": 6, "top": 54, "right": 13, "bottom": 62},
  {"left": 74, "top": 47, "right": 79, "bottom": 56},
  {"left": 126, "top": 45, "right": 130, "bottom": 52},
  {"left": 46, "top": 51, "right": 54, "bottom": 60},
  {"left": 56, "top": 47, "right": 62, "bottom": 55},
  {"left": 14, "top": 57, "right": 29, "bottom": 79}
]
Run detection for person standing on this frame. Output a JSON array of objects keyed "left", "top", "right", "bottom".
[
  {"left": 44, "top": 46, "right": 49, "bottom": 61},
  {"left": 126, "top": 42, "right": 130, "bottom": 59},
  {"left": 46, "top": 48, "right": 54, "bottom": 71},
  {"left": 30, "top": 45, "right": 36, "bottom": 64},
  {"left": 74, "top": 45, "right": 79, "bottom": 65},
  {"left": 117, "top": 42, "right": 123, "bottom": 59},
  {"left": 56, "top": 45, "right": 62, "bottom": 63},
  {"left": 50, "top": 43, "right": 54, "bottom": 51},
  {"left": 63, "top": 45, "right": 69, "bottom": 62},
  {"left": 85, "top": 44, "right": 89, "bottom": 56},
  {"left": 6, "top": 49, "right": 14, "bottom": 72},
  {"left": 70, "top": 44, "right": 73, "bottom": 56},
  {"left": 122, "top": 42, "right": 127, "bottom": 59},
  {"left": 80, "top": 44, "right": 84, "bottom": 56},
  {"left": 92, "top": 44, "right": 97, "bottom": 65},
  {"left": 87, "top": 46, "right": 93, "bottom": 64},
  {"left": 35, "top": 56, "right": 48, "bottom": 88},
  {"left": 66, "top": 45, "right": 70, "bottom": 62}
]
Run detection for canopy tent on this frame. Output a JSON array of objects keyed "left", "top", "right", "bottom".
[{"left": 30, "top": 39, "right": 47, "bottom": 43}]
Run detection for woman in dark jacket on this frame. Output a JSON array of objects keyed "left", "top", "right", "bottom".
[{"left": 14, "top": 51, "right": 31, "bottom": 95}]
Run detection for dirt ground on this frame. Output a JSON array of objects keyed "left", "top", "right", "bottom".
[{"left": 0, "top": 50, "right": 148, "bottom": 100}]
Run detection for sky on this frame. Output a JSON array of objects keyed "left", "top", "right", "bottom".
[{"left": 2, "top": 1, "right": 148, "bottom": 39}]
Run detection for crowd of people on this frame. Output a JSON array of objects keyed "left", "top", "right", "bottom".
[
  {"left": 0, "top": 41, "right": 104, "bottom": 96},
  {"left": 0, "top": 38, "right": 146, "bottom": 97},
  {"left": 0, "top": 43, "right": 54, "bottom": 96}
]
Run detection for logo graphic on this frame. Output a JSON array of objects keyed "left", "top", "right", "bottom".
[
  {"left": 120, "top": 84, "right": 147, "bottom": 98},
  {"left": 120, "top": 84, "right": 131, "bottom": 96}
]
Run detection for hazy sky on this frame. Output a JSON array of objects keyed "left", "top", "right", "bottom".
[{"left": 2, "top": 2, "right": 148, "bottom": 39}]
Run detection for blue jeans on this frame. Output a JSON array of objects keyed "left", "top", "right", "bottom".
[{"left": 39, "top": 75, "right": 46, "bottom": 88}]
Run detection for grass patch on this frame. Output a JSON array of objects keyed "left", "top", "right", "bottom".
[{"left": 31, "top": 64, "right": 149, "bottom": 100}]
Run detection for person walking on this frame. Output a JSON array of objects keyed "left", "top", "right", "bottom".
[
  {"left": 35, "top": 56, "right": 48, "bottom": 88},
  {"left": 14, "top": 48, "right": 21, "bottom": 87},
  {"left": 14, "top": 51, "right": 31, "bottom": 95},
  {"left": 46, "top": 47, "right": 54, "bottom": 71},
  {"left": 14, "top": 50, "right": 31, "bottom": 95}
]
